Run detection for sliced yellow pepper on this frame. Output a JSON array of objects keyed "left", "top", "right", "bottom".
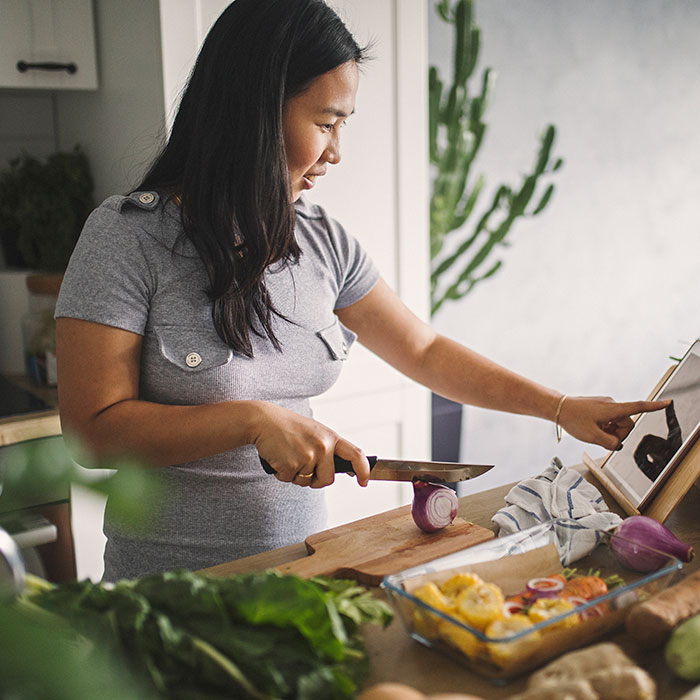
[
  {"left": 437, "top": 618, "right": 484, "bottom": 661},
  {"left": 485, "top": 614, "right": 541, "bottom": 666},
  {"left": 411, "top": 582, "right": 454, "bottom": 639},
  {"left": 528, "top": 597, "right": 579, "bottom": 630},
  {"left": 440, "top": 572, "right": 483, "bottom": 600},
  {"left": 455, "top": 582, "right": 505, "bottom": 631}
]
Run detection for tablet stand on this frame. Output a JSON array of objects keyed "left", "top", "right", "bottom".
[{"left": 584, "top": 365, "right": 700, "bottom": 523}]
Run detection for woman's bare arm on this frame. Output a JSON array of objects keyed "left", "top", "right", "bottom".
[
  {"left": 336, "top": 278, "right": 669, "bottom": 450},
  {"left": 55, "top": 318, "right": 369, "bottom": 485}
]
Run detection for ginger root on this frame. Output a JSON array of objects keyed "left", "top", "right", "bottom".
[
  {"left": 527, "top": 641, "right": 634, "bottom": 686},
  {"left": 516, "top": 642, "right": 656, "bottom": 700}
]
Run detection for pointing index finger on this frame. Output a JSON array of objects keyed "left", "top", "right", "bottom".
[{"left": 612, "top": 399, "right": 671, "bottom": 418}]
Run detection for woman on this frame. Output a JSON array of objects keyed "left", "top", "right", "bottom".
[{"left": 55, "top": 0, "right": 666, "bottom": 580}]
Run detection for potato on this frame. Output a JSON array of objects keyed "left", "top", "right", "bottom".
[
  {"left": 509, "top": 681, "right": 598, "bottom": 700},
  {"left": 356, "top": 683, "right": 426, "bottom": 700},
  {"left": 355, "top": 684, "right": 485, "bottom": 700}
]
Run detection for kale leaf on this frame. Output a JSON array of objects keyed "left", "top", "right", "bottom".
[{"left": 24, "top": 570, "right": 393, "bottom": 700}]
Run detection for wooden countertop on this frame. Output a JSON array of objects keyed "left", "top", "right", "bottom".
[
  {"left": 0, "top": 375, "right": 60, "bottom": 447},
  {"left": 205, "top": 475, "right": 700, "bottom": 699},
  {"left": 0, "top": 410, "right": 61, "bottom": 447}
]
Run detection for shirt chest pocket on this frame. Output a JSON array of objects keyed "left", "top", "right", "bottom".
[
  {"left": 152, "top": 326, "right": 232, "bottom": 372},
  {"left": 315, "top": 318, "right": 356, "bottom": 361}
]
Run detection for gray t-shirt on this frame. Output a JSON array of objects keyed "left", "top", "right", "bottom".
[{"left": 55, "top": 191, "right": 379, "bottom": 580}]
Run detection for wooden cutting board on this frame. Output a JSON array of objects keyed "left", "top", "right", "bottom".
[{"left": 276, "top": 503, "right": 495, "bottom": 586}]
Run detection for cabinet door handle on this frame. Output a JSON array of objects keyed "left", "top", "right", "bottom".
[{"left": 16, "top": 60, "right": 77, "bottom": 75}]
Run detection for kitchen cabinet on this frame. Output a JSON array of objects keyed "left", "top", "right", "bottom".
[
  {"left": 158, "top": 0, "right": 432, "bottom": 527},
  {"left": 0, "top": 0, "right": 98, "bottom": 90}
]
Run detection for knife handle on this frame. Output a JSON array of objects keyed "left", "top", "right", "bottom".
[
  {"left": 333, "top": 455, "right": 378, "bottom": 474},
  {"left": 260, "top": 455, "right": 377, "bottom": 475}
]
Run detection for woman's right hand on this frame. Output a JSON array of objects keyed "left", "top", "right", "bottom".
[{"left": 249, "top": 401, "right": 370, "bottom": 488}]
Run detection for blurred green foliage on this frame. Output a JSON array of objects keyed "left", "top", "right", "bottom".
[
  {"left": 0, "top": 436, "right": 162, "bottom": 533},
  {"left": 0, "top": 436, "right": 162, "bottom": 699}
]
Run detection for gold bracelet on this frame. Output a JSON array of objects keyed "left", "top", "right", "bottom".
[{"left": 554, "top": 394, "right": 568, "bottom": 443}]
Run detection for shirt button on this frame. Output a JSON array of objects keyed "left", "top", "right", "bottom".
[
  {"left": 139, "top": 192, "right": 155, "bottom": 204},
  {"left": 185, "top": 352, "right": 202, "bottom": 367}
]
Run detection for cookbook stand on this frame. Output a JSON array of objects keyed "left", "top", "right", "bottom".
[{"left": 584, "top": 365, "right": 700, "bottom": 523}]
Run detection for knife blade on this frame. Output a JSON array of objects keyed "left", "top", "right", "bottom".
[{"left": 260, "top": 455, "right": 493, "bottom": 483}]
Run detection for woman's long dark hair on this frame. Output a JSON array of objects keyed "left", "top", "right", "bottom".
[{"left": 137, "top": 0, "right": 365, "bottom": 356}]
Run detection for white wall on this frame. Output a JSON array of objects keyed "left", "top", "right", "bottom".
[
  {"left": 429, "top": 0, "right": 700, "bottom": 495},
  {"left": 55, "top": 0, "right": 165, "bottom": 201},
  {"left": 0, "top": 94, "right": 56, "bottom": 171}
]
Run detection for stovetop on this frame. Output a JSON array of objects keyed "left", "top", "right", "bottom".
[{"left": 0, "top": 375, "right": 50, "bottom": 418}]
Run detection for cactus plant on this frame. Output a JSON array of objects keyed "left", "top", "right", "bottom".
[{"left": 430, "top": 0, "right": 563, "bottom": 316}]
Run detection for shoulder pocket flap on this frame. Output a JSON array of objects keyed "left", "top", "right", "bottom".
[
  {"left": 153, "top": 326, "right": 232, "bottom": 371},
  {"left": 316, "top": 319, "right": 356, "bottom": 361}
]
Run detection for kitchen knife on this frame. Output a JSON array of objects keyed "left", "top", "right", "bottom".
[{"left": 260, "top": 455, "right": 493, "bottom": 483}]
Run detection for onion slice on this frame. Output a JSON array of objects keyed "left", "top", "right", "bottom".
[
  {"left": 526, "top": 576, "right": 565, "bottom": 598},
  {"left": 565, "top": 596, "right": 589, "bottom": 607},
  {"left": 411, "top": 481, "right": 458, "bottom": 533},
  {"left": 503, "top": 600, "right": 526, "bottom": 615},
  {"left": 612, "top": 515, "right": 694, "bottom": 572},
  {"left": 578, "top": 604, "right": 606, "bottom": 620}
]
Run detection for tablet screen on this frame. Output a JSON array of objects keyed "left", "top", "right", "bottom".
[{"left": 602, "top": 340, "right": 700, "bottom": 509}]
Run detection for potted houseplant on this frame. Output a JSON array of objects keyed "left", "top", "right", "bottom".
[
  {"left": 0, "top": 145, "right": 94, "bottom": 276},
  {"left": 429, "top": 0, "right": 563, "bottom": 461},
  {"left": 0, "top": 145, "right": 93, "bottom": 380}
]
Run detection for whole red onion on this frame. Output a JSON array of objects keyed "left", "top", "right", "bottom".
[
  {"left": 411, "top": 481, "right": 458, "bottom": 533},
  {"left": 612, "top": 515, "right": 694, "bottom": 572}
]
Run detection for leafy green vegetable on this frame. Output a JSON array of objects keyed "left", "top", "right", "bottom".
[
  {"left": 22, "top": 570, "right": 393, "bottom": 700},
  {"left": 0, "top": 601, "right": 155, "bottom": 700}
]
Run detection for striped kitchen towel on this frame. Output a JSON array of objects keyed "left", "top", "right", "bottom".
[{"left": 491, "top": 457, "right": 623, "bottom": 565}]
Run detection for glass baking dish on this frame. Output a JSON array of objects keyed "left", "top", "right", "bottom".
[{"left": 380, "top": 517, "right": 682, "bottom": 682}]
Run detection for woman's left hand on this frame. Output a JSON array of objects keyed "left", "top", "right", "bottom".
[{"left": 558, "top": 396, "right": 671, "bottom": 450}]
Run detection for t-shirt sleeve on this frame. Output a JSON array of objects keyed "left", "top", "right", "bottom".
[
  {"left": 54, "top": 204, "right": 153, "bottom": 335},
  {"left": 324, "top": 215, "right": 380, "bottom": 310}
]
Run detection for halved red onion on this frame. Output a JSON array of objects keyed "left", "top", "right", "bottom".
[
  {"left": 411, "top": 481, "right": 458, "bottom": 533},
  {"left": 526, "top": 576, "right": 565, "bottom": 598}
]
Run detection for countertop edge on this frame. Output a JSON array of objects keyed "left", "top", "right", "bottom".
[{"left": 0, "top": 410, "right": 61, "bottom": 446}]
